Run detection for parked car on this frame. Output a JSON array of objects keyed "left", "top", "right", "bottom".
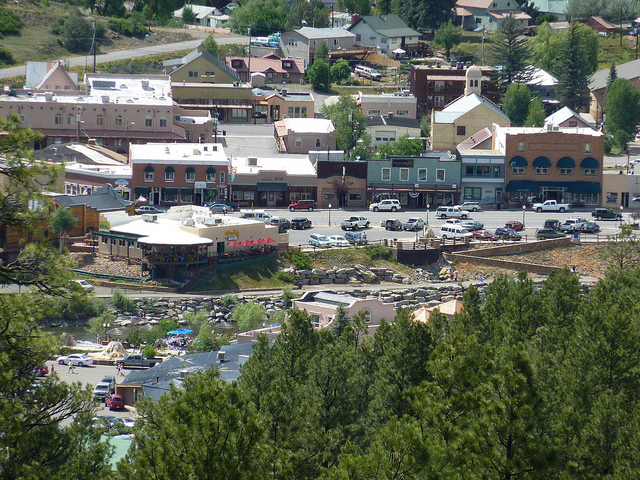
[
  {"left": 581, "top": 221, "right": 601, "bottom": 233},
  {"left": 209, "top": 204, "right": 229, "bottom": 214},
  {"left": 459, "top": 202, "right": 482, "bottom": 212},
  {"left": 461, "top": 220, "right": 484, "bottom": 231},
  {"left": 105, "top": 394, "right": 126, "bottom": 410},
  {"left": 101, "top": 375, "right": 116, "bottom": 392},
  {"left": 505, "top": 220, "right": 524, "bottom": 231},
  {"left": 472, "top": 229, "right": 499, "bottom": 241},
  {"left": 73, "top": 279, "right": 94, "bottom": 291},
  {"left": 439, "top": 224, "right": 472, "bottom": 239},
  {"left": 544, "top": 219, "right": 561, "bottom": 231},
  {"left": 289, "top": 200, "right": 316, "bottom": 211},
  {"left": 591, "top": 208, "right": 622, "bottom": 221},
  {"left": 309, "top": 234, "right": 332, "bottom": 247},
  {"left": 57, "top": 353, "right": 94, "bottom": 367},
  {"left": 495, "top": 228, "right": 522, "bottom": 241},
  {"left": 327, "top": 235, "right": 350, "bottom": 247},
  {"left": 560, "top": 218, "right": 587, "bottom": 233},
  {"left": 385, "top": 219, "right": 403, "bottom": 231},
  {"left": 436, "top": 206, "right": 468, "bottom": 219},
  {"left": 209, "top": 200, "right": 239, "bottom": 212},
  {"left": 135, "top": 205, "right": 164, "bottom": 215},
  {"left": 93, "top": 382, "right": 113, "bottom": 401},
  {"left": 344, "top": 231, "right": 368, "bottom": 245},
  {"left": 341, "top": 216, "right": 370, "bottom": 230},
  {"left": 290, "top": 217, "right": 312, "bottom": 230},
  {"left": 536, "top": 228, "right": 566, "bottom": 240},
  {"left": 269, "top": 217, "right": 291, "bottom": 230},
  {"left": 33, "top": 365, "right": 49, "bottom": 376},
  {"left": 369, "top": 199, "right": 401, "bottom": 212},
  {"left": 403, "top": 218, "right": 426, "bottom": 231}
]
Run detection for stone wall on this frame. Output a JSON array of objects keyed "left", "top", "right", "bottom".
[{"left": 294, "top": 265, "right": 412, "bottom": 286}]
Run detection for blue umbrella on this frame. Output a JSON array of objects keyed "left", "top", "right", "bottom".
[{"left": 167, "top": 328, "right": 193, "bottom": 335}]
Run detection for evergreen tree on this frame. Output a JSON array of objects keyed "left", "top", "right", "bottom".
[
  {"left": 554, "top": 21, "right": 593, "bottom": 111},
  {"left": 396, "top": 0, "right": 456, "bottom": 30},
  {"left": 203, "top": 33, "right": 219, "bottom": 57},
  {"left": 488, "top": 13, "right": 532, "bottom": 90},
  {"left": 331, "top": 303, "right": 350, "bottom": 338},
  {"left": 605, "top": 59, "right": 617, "bottom": 98},
  {"left": 315, "top": 40, "right": 329, "bottom": 62},
  {"left": 182, "top": 4, "right": 196, "bottom": 24}
]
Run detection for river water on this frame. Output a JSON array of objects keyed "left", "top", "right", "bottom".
[{"left": 42, "top": 325, "right": 96, "bottom": 343}]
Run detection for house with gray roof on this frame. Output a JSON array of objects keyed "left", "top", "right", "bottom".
[
  {"left": 348, "top": 15, "right": 420, "bottom": 55},
  {"left": 280, "top": 27, "right": 356, "bottom": 68},
  {"left": 588, "top": 58, "right": 640, "bottom": 124},
  {"left": 365, "top": 115, "right": 422, "bottom": 148},
  {"left": 116, "top": 344, "right": 258, "bottom": 404},
  {"left": 544, "top": 106, "right": 595, "bottom": 129}
]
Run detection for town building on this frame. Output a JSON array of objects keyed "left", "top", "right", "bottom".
[
  {"left": 347, "top": 15, "right": 421, "bottom": 56},
  {"left": 366, "top": 115, "right": 422, "bottom": 148},
  {"left": 163, "top": 45, "right": 241, "bottom": 84},
  {"left": 580, "top": 16, "right": 617, "bottom": 34},
  {"left": 171, "top": 81, "right": 253, "bottom": 123},
  {"left": 280, "top": 27, "right": 356, "bottom": 68},
  {"left": 367, "top": 152, "right": 461, "bottom": 208},
  {"left": 588, "top": 58, "right": 640, "bottom": 124},
  {"left": 358, "top": 91, "right": 418, "bottom": 119},
  {"left": 315, "top": 160, "right": 368, "bottom": 208},
  {"left": 409, "top": 63, "right": 500, "bottom": 117},
  {"left": 252, "top": 88, "right": 315, "bottom": 123},
  {"left": 130, "top": 143, "right": 229, "bottom": 207},
  {"left": 495, "top": 124, "right": 604, "bottom": 207},
  {"left": 226, "top": 55, "right": 305, "bottom": 84},
  {"left": 172, "top": 5, "right": 228, "bottom": 28},
  {"left": 292, "top": 291, "right": 396, "bottom": 337},
  {"left": 411, "top": 299, "right": 464, "bottom": 323},
  {"left": 25, "top": 60, "right": 80, "bottom": 92},
  {"left": 544, "top": 106, "right": 594, "bottom": 129},
  {"left": 230, "top": 155, "right": 317, "bottom": 208},
  {"left": 456, "top": 127, "right": 506, "bottom": 207},
  {"left": 0, "top": 73, "right": 209, "bottom": 152},
  {"left": 526, "top": 67, "right": 559, "bottom": 113},
  {"left": 455, "top": 0, "right": 530, "bottom": 31},
  {"left": 431, "top": 72, "right": 511, "bottom": 152},
  {"left": 274, "top": 118, "right": 336, "bottom": 154}
]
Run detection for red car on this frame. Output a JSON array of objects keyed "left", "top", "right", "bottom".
[
  {"left": 105, "top": 394, "right": 126, "bottom": 410},
  {"left": 505, "top": 220, "right": 524, "bottom": 230},
  {"left": 472, "top": 229, "right": 499, "bottom": 241}
]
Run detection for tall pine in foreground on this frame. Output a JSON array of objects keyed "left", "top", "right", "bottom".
[
  {"left": 488, "top": 13, "right": 531, "bottom": 91},
  {"left": 554, "top": 21, "right": 593, "bottom": 111}
]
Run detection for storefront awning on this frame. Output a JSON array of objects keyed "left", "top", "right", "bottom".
[
  {"left": 181, "top": 188, "right": 194, "bottom": 195},
  {"left": 532, "top": 156, "right": 551, "bottom": 168},
  {"left": 144, "top": 165, "right": 154, "bottom": 173},
  {"left": 580, "top": 157, "right": 600, "bottom": 168},
  {"left": 164, "top": 187, "right": 179, "bottom": 195},
  {"left": 568, "top": 182, "right": 601, "bottom": 194},
  {"left": 257, "top": 182, "right": 288, "bottom": 192},
  {"left": 506, "top": 180, "right": 538, "bottom": 192},
  {"left": 134, "top": 186, "right": 149, "bottom": 195},
  {"left": 509, "top": 156, "right": 528, "bottom": 167},
  {"left": 557, "top": 156, "right": 575, "bottom": 168}
]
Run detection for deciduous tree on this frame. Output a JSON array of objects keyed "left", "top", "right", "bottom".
[
  {"left": 50, "top": 207, "right": 76, "bottom": 251},
  {"left": 433, "top": 21, "right": 462, "bottom": 60},
  {"left": 524, "top": 96, "right": 546, "bottom": 126},
  {"left": 503, "top": 83, "right": 532, "bottom": 126},
  {"left": 605, "top": 78, "right": 640, "bottom": 152},
  {"left": 286, "top": 0, "right": 329, "bottom": 30},
  {"left": 321, "top": 93, "right": 370, "bottom": 153},
  {"left": 330, "top": 58, "right": 352, "bottom": 84}
]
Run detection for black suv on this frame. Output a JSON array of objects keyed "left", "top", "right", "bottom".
[
  {"left": 592, "top": 208, "right": 622, "bottom": 221},
  {"left": 290, "top": 217, "right": 312, "bottom": 230},
  {"left": 385, "top": 219, "right": 403, "bottom": 231}
]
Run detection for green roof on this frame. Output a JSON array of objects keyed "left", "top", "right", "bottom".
[{"left": 350, "top": 15, "right": 421, "bottom": 38}]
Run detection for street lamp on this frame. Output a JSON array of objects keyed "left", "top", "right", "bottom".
[
  {"left": 328, "top": 203, "right": 332, "bottom": 225},
  {"left": 426, "top": 203, "right": 430, "bottom": 225},
  {"left": 621, "top": 205, "right": 624, "bottom": 227},
  {"left": 522, "top": 204, "right": 526, "bottom": 228}
]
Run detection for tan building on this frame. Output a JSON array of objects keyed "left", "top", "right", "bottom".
[
  {"left": 130, "top": 143, "right": 229, "bottom": 207},
  {"left": 280, "top": 27, "right": 356, "bottom": 68},
  {"left": 601, "top": 171, "right": 640, "bottom": 209},
  {"left": 163, "top": 45, "right": 241, "bottom": 84},
  {"left": 495, "top": 124, "right": 604, "bottom": 207},
  {"left": 25, "top": 60, "right": 80, "bottom": 92},
  {"left": 252, "top": 88, "right": 315, "bottom": 123},
  {"left": 227, "top": 55, "right": 305, "bottom": 84},
  {"left": 358, "top": 92, "right": 418, "bottom": 119},
  {"left": 315, "top": 160, "right": 368, "bottom": 208},
  {"left": 0, "top": 73, "right": 211, "bottom": 152},
  {"left": 171, "top": 82, "right": 253, "bottom": 123},
  {"left": 274, "top": 118, "right": 336, "bottom": 154},
  {"left": 431, "top": 91, "right": 510, "bottom": 152}
]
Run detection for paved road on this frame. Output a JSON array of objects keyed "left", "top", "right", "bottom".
[{"left": 0, "top": 34, "right": 249, "bottom": 79}]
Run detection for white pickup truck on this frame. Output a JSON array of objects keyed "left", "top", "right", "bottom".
[
  {"left": 532, "top": 200, "right": 569, "bottom": 213},
  {"left": 341, "top": 216, "right": 370, "bottom": 231}
]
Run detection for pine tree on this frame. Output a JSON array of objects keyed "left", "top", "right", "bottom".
[
  {"left": 488, "top": 13, "right": 532, "bottom": 91},
  {"left": 554, "top": 21, "right": 592, "bottom": 111},
  {"left": 605, "top": 59, "right": 617, "bottom": 98}
]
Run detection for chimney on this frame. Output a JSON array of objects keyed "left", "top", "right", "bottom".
[{"left": 388, "top": 112, "right": 394, "bottom": 119}]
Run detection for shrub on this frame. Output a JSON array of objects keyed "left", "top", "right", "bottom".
[
  {"left": 281, "top": 285, "right": 299, "bottom": 307},
  {"left": 108, "top": 17, "right": 146, "bottom": 37},
  {"left": 111, "top": 288, "right": 137, "bottom": 313},
  {"left": 51, "top": 15, "right": 66, "bottom": 35},
  {"left": 232, "top": 303, "right": 266, "bottom": 331},
  {"left": 220, "top": 293, "right": 238, "bottom": 307},
  {"left": 142, "top": 344, "right": 157, "bottom": 358},
  {"left": 275, "top": 271, "right": 295, "bottom": 283},
  {"left": 282, "top": 250, "right": 311, "bottom": 270},
  {"left": 0, "top": 9, "right": 22, "bottom": 35},
  {"left": 362, "top": 244, "right": 394, "bottom": 261}
]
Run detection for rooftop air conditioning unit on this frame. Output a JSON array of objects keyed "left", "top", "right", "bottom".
[
  {"left": 217, "top": 351, "right": 226, "bottom": 362},
  {"left": 182, "top": 218, "right": 195, "bottom": 227},
  {"left": 248, "top": 157, "right": 258, "bottom": 166},
  {"left": 101, "top": 95, "right": 110, "bottom": 103},
  {"left": 44, "top": 92, "right": 54, "bottom": 101},
  {"left": 179, "top": 369, "right": 188, "bottom": 379},
  {"left": 142, "top": 214, "right": 158, "bottom": 222}
]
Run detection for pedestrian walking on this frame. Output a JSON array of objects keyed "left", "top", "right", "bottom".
[
  {"left": 50, "top": 364, "right": 54, "bottom": 373},
  {"left": 68, "top": 363, "right": 74, "bottom": 374}
]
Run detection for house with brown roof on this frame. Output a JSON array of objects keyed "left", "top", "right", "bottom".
[
  {"left": 226, "top": 54, "right": 305, "bottom": 84},
  {"left": 456, "top": 0, "right": 530, "bottom": 31},
  {"left": 581, "top": 16, "right": 617, "bottom": 34}
]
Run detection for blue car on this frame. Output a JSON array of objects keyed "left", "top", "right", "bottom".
[
  {"left": 344, "top": 231, "right": 368, "bottom": 245},
  {"left": 208, "top": 200, "right": 239, "bottom": 212}
]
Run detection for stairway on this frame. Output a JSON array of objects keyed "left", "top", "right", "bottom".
[{"left": 178, "top": 259, "right": 217, "bottom": 292}]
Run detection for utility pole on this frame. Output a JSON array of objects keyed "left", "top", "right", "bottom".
[
  {"left": 621, "top": 6, "right": 623, "bottom": 47},
  {"left": 331, "top": 3, "right": 334, "bottom": 28},
  {"left": 93, "top": 18, "right": 97, "bottom": 73},
  {"left": 248, "top": 24, "right": 252, "bottom": 84}
]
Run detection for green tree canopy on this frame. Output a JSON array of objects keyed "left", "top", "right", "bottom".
[
  {"left": 524, "top": 96, "right": 546, "bottom": 126},
  {"left": 315, "top": 40, "right": 330, "bottom": 62},
  {"left": 376, "top": 134, "right": 424, "bottom": 158},
  {"left": 488, "top": 13, "right": 532, "bottom": 90},
  {"left": 337, "top": 0, "right": 371, "bottom": 15},
  {"left": 321, "top": 93, "right": 370, "bottom": 154},
  {"left": 433, "top": 21, "right": 463, "bottom": 60},
  {"left": 232, "top": 302, "right": 267, "bottom": 331},
  {"left": 554, "top": 22, "right": 596, "bottom": 111},
  {"left": 330, "top": 58, "right": 352, "bottom": 84},
  {"left": 50, "top": 207, "right": 76, "bottom": 251},
  {"left": 395, "top": 0, "right": 456, "bottom": 29},
  {"left": 286, "top": 0, "right": 329, "bottom": 30},
  {"left": 203, "top": 33, "right": 219, "bottom": 57},
  {"left": 503, "top": 83, "right": 532, "bottom": 126},
  {"left": 230, "top": 0, "right": 288, "bottom": 35},
  {"left": 605, "top": 78, "right": 640, "bottom": 152},
  {"left": 62, "top": 10, "right": 94, "bottom": 54},
  {"left": 307, "top": 58, "right": 330, "bottom": 91},
  {"left": 181, "top": 4, "right": 196, "bottom": 24}
]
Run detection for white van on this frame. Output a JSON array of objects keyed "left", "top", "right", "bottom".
[
  {"left": 239, "top": 210, "right": 272, "bottom": 222},
  {"left": 436, "top": 206, "right": 468, "bottom": 219},
  {"left": 439, "top": 224, "right": 472, "bottom": 239},
  {"left": 354, "top": 65, "right": 382, "bottom": 81}
]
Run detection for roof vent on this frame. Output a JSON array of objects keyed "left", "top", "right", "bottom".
[
  {"left": 248, "top": 157, "right": 258, "bottom": 166},
  {"left": 179, "top": 369, "right": 188, "bottom": 379},
  {"left": 101, "top": 95, "right": 110, "bottom": 103},
  {"left": 44, "top": 92, "right": 54, "bottom": 101},
  {"left": 435, "top": 60, "right": 441, "bottom": 68},
  {"left": 142, "top": 214, "right": 157, "bottom": 222},
  {"left": 217, "top": 351, "right": 226, "bottom": 362}
]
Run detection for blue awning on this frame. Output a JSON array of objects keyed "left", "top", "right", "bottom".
[
  {"left": 557, "top": 156, "right": 576, "bottom": 168},
  {"left": 144, "top": 165, "right": 154, "bottom": 173},
  {"left": 134, "top": 186, "right": 148, "bottom": 195},
  {"left": 509, "top": 156, "right": 528, "bottom": 167},
  {"left": 568, "top": 182, "right": 601, "bottom": 194},
  {"left": 165, "top": 166, "right": 175, "bottom": 173},
  {"left": 257, "top": 182, "right": 288, "bottom": 192},
  {"left": 532, "top": 156, "right": 551, "bottom": 167},
  {"left": 580, "top": 157, "right": 600, "bottom": 168},
  {"left": 164, "top": 187, "right": 178, "bottom": 195}
]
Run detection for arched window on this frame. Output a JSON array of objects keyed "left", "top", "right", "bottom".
[
  {"left": 115, "top": 115, "right": 123, "bottom": 126},
  {"left": 144, "top": 165, "right": 154, "bottom": 181},
  {"left": 219, "top": 171, "right": 226, "bottom": 184},
  {"left": 145, "top": 116, "right": 153, "bottom": 127},
  {"left": 67, "top": 114, "right": 74, "bottom": 125},
  {"left": 165, "top": 166, "right": 175, "bottom": 181},
  {"left": 159, "top": 116, "right": 167, "bottom": 127},
  {"left": 474, "top": 79, "right": 478, "bottom": 87},
  {"left": 206, "top": 167, "right": 216, "bottom": 182},
  {"left": 185, "top": 166, "right": 195, "bottom": 182},
  {"left": 96, "top": 114, "right": 104, "bottom": 126},
  {"left": 54, "top": 113, "right": 62, "bottom": 125},
  {"left": 362, "top": 309, "right": 372, "bottom": 323}
]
